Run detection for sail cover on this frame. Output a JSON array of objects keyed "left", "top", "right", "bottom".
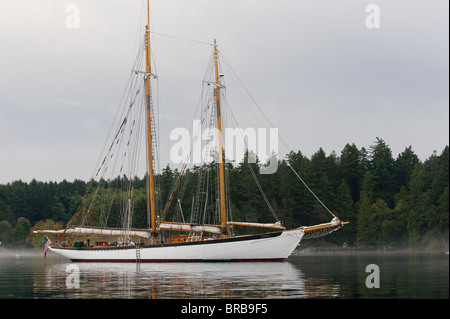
[
  {"left": 158, "top": 222, "right": 222, "bottom": 234},
  {"left": 34, "top": 227, "right": 151, "bottom": 238},
  {"left": 34, "top": 223, "right": 223, "bottom": 237}
]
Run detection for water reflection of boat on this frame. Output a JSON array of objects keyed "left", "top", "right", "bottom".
[
  {"left": 43, "top": 261, "right": 308, "bottom": 299},
  {"left": 39, "top": 259, "right": 347, "bottom": 298}
]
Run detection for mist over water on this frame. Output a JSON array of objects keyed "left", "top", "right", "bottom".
[
  {"left": 0, "top": 248, "right": 42, "bottom": 258},
  {"left": 0, "top": 248, "right": 448, "bottom": 299}
]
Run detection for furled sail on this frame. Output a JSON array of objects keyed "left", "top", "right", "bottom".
[
  {"left": 301, "top": 217, "right": 348, "bottom": 239},
  {"left": 157, "top": 221, "right": 222, "bottom": 234},
  {"left": 227, "top": 221, "right": 285, "bottom": 229},
  {"left": 33, "top": 227, "right": 151, "bottom": 238}
]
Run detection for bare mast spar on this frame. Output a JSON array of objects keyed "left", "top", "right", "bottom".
[
  {"left": 145, "top": 0, "right": 157, "bottom": 239},
  {"left": 213, "top": 40, "right": 228, "bottom": 238}
]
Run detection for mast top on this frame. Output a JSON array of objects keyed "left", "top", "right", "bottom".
[{"left": 147, "top": 0, "right": 150, "bottom": 26}]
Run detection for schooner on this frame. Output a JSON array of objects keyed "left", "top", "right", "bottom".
[{"left": 35, "top": 1, "right": 347, "bottom": 262}]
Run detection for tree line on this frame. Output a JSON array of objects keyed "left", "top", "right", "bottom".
[{"left": 0, "top": 138, "right": 448, "bottom": 250}]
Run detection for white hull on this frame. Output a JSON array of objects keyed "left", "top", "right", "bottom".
[{"left": 50, "top": 229, "right": 304, "bottom": 262}]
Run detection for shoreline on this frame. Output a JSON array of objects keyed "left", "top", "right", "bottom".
[{"left": 1, "top": 245, "right": 448, "bottom": 260}]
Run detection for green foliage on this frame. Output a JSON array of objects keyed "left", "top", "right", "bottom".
[
  {"left": 334, "top": 180, "right": 356, "bottom": 244},
  {"left": 0, "top": 220, "right": 14, "bottom": 244},
  {"left": 0, "top": 142, "right": 448, "bottom": 249},
  {"left": 0, "top": 199, "right": 14, "bottom": 225},
  {"left": 29, "top": 219, "right": 63, "bottom": 249},
  {"left": 369, "top": 138, "right": 397, "bottom": 207},
  {"left": 13, "top": 217, "right": 31, "bottom": 243}
]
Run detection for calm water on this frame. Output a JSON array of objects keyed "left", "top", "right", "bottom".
[{"left": 0, "top": 249, "right": 448, "bottom": 299}]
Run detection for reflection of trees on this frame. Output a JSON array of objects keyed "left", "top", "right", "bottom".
[{"left": 304, "top": 278, "right": 344, "bottom": 298}]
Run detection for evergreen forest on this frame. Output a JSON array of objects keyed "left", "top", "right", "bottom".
[{"left": 0, "top": 138, "right": 448, "bottom": 251}]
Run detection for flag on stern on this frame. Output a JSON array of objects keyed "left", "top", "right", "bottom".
[{"left": 44, "top": 236, "right": 52, "bottom": 258}]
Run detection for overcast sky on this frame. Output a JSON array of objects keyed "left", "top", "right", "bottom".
[{"left": 0, "top": 0, "right": 448, "bottom": 184}]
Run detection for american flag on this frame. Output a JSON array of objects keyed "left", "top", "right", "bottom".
[{"left": 44, "top": 236, "right": 52, "bottom": 258}]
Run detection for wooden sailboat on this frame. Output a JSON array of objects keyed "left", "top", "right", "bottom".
[{"left": 35, "top": 1, "right": 347, "bottom": 262}]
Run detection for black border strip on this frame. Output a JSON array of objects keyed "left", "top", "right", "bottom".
[{"left": 51, "top": 231, "right": 283, "bottom": 251}]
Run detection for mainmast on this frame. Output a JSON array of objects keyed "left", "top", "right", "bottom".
[
  {"left": 145, "top": 0, "right": 157, "bottom": 239},
  {"left": 214, "top": 40, "right": 228, "bottom": 238}
]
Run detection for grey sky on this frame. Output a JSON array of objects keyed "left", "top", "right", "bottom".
[{"left": 0, "top": 0, "right": 448, "bottom": 183}]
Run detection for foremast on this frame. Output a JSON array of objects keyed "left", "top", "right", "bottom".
[
  {"left": 213, "top": 40, "right": 228, "bottom": 238},
  {"left": 145, "top": 0, "right": 157, "bottom": 240}
]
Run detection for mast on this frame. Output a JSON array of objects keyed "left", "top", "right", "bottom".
[
  {"left": 214, "top": 40, "right": 228, "bottom": 238},
  {"left": 145, "top": 0, "right": 157, "bottom": 239}
]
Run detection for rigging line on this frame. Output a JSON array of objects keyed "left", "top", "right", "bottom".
[
  {"left": 130, "top": 0, "right": 146, "bottom": 72},
  {"left": 211, "top": 48, "right": 279, "bottom": 222},
  {"left": 89, "top": 71, "right": 136, "bottom": 180},
  {"left": 100, "top": 93, "right": 141, "bottom": 227},
  {"left": 159, "top": 70, "right": 219, "bottom": 221},
  {"left": 286, "top": 163, "right": 336, "bottom": 218},
  {"left": 248, "top": 162, "right": 279, "bottom": 222},
  {"left": 224, "top": 94, "right": 279, "bottom": 222},
  {"left": 220, "top": 51, "right": 336, "bottom": 219},
  {"left": 219, "top": 52, "right": 291, "bottom": 152},
  {"left": 150, "top": 31, "right": 212, "bottom": 46},
  {"left": 72, "top": 39, "right": 147, "bottom": 232},
  {"left": 95, "top": 54, "right": 145, "bottom": 180},
  {"left": 94, "top": 85, "right": 144, "bottom": 227},
  {"left": 170, "top": 0, "right": 211, "bottom": 44}
]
